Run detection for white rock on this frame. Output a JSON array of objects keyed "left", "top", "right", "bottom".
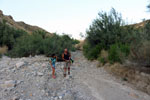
[
  {"left": 1, "top": 80, "right": 16, "bottom": 89},
  {"left": 12, "top": 96, "right": 19, "bottom": 100},
  {"left": 147, "top": 85, "right": 150, "bottom": 94},
  {"left": 54, "top": 97, "right": 58, "bottom": 100},
  {"left": 64, "top": 93, "right": 74, "bottom": 100},
  {"left": 42, "top": 63, "right": 46, "bottom": 67},
  {"left": 37, "top": 72, "right": 43, "bottom": 76},
  {"left": 16, "top": 62, "right": 25, "bottom": 69},
  {"left": 59, "top": 96, "right": 63, "bottom": 99}
]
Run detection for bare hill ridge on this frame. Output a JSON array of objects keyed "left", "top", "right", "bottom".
[
  {"left": 130, "top": 19, "right": 150, "bottom": 28},
  {"left": 0, "top": 10, "right": 49, "bottom": 34}
]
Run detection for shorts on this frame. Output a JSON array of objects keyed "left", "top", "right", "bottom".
[
  {"left": 64, "top": 61, "right": 71, "bottom": 69},
  {"left": 51, "top": 64, "right": 55, "bottom": 69}
]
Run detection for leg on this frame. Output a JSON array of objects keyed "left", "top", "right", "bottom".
[
  {"left": 64, "top": 62, "right": 67, "bottom": 77},
  {"left": 68, "top": 62, "right": 71, "bottom": 75},
  {"left": 52, "top": 64, "right": 56, "bottom": 79}
]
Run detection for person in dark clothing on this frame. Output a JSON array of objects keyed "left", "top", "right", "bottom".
[{"left": 62, "top": 48, "right": 71, "bottom": 77}]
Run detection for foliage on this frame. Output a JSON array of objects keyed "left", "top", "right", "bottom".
[
  {"left": 83, "top": 43, "right": 102, "bottom": 60},
  {"left": 0, "top": 20, "right": 27, "bottom": 50},
  {"left": 98, "top": 50, "right": 108, "bottom": 65},
  {"left": 108, "top": 43, "right": 130, "bottom": 63},
  {"left": 8, "top": 31, "right": 77, "bottom": 59},
  {"left": 83, "top": 8, "right": 132, "bottom": 60},
  {"left": 108, "top": 44, "right": 121, "bottom": 63}
]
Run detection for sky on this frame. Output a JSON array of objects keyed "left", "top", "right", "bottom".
[{"left": 0, "top": 0, "right": 149, "bottom": 39}]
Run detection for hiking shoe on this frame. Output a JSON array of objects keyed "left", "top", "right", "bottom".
[
  {"left": 68, "top": 72, "right": 70, "bottom": 75},
  {"left": 64, "top": 74, "right": 66, "bottom": 77},
  {"left": 52, "top": 75, "right": 56, "bottom": 79}
]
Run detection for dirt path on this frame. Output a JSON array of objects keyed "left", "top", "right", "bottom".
[
  {"left": 71, "top": 51, "right": 150, "bottom": 100},
  {"left": 0, "top": 51, "right": 150, "bottom": 100}
]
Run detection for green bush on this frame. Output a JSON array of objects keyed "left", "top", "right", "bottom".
[
  {"left": 0, "top": 20, "right": 27, "bottom": 50},
  {"left": 108, "top": 43, "right": 130, "bottom": 63},
  {"left": 83, "top": 8, "right": 133, "bottom": 61},
  {"left": 8, "top": 31, "right": 77, "bottom": 59},
  {"left": 98, "top": 56, "right": 106, "bottom": 65},
  {"left": 98, "top": 49, "right": 108, "bottom": 65},
  {"left": 83, "top": 43, "right": 102, "bottom": 60},
  {"left": 120, "top": 43, "right": 130, "bottom": 57},
  {"left": 108, "top": 44, "right": 121, "bottom": 63}
]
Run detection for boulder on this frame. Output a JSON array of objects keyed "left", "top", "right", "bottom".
[
  {"left": 37, "top": 72, "right": 43, "bottom": 76},
  {"left": 147, "top": 85, "right": 150, "bottom": 94},
  {"left": 1, "top": 80, "right": 16, "bottom": 89},
  {"left": 63, "top": 92, "right": 75, "bottom": 100},
  {"left": 16, "top": 62, "right": 26, "bottom": 69}
]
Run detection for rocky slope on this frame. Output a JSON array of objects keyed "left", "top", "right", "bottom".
[
  {"left": 0, "top": 10, "right": 49, "bottom": 34},
  {"left": 0, "top": 51, "right": 150, "bottom": 100}
]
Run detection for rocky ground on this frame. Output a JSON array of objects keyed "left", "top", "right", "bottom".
[{"left": 0, "top": 51, "right": 150, "bottom": 100}]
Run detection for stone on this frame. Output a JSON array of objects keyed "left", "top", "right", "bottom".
[
  {"left": 54, "top": 97, "right": 58, "bottom": 100},
  {"left": 137, "top": 81, "right": 147, "bottom": 90},
  {"left": 12, "top": 96, "right": 19, "bottom": 100},
  {"left": 141, "top": 72, "right": 147, "bottom": 77},
  {"left": 37, "top": 72, "right": 43, "bottom": 76},
  {"left": 58, "top": 96, "right": 62, "bottom": 99},
  {"left": 16, "top": 62, "right": 25, "bottom": 69},
  {"left": 17, "top": 80, "right": 23, "bottom": 85},
  {"left": 63, "top": 93, "right": 74, "bottom": 100},
  {"left": 147, "top": 85, "right": 150, "bottom": 94},
  {"left": 42, "top": 63, "right": 46, "bottom": 67},
  {"left": 2, "top": 80, "right": 16, "bottom": 88}
]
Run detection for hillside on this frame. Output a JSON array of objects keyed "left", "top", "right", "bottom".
[
  {"left": 130, "top": 19, "right": 150, "bottom": 28},
  {"left": 0, "top": 10, "right": 49, "bottom": 34}
]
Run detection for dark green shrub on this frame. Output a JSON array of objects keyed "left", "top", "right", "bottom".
[
  {"left": 83, "top": 8, "right": 133, "bottom": 60},
  {"left": 0, "top": 20, "right": 27, "bottom": 50},
  {"left": 8, "top": 31, "right": 77, "bottom": 59},
  {"left": 83, "top": 43, "right": 102, "bottom": 60},
  {"left": 120, "top": 44, "right": 130, "bottom": 57},
  {"left": 108, "top": 43, "right": 130, "bottom": 63},
  {"left": 98, "top": 49, "right": 108, "bottom": 65},
  {"left": 108, "top": 44, "right": 121, "bottom": 63},
  {"left": 98, "top": 56, "right": 106, "bottom": 65}
]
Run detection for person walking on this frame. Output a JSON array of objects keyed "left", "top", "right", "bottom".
[
  {"left": 49, "top": 54, "right": 57, "bottom": 79},
  {"left": 62, "top": 48, "right": 71, "bottom": 77}
]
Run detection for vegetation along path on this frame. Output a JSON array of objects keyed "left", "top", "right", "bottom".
[{"left": 0, "top": 51, "right": 150, "bottom": 100}]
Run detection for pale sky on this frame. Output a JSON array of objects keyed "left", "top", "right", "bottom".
[{"left": 0, "top": 0, "right": 149, "bottom": 39}]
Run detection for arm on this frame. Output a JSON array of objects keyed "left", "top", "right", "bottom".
[
  {"left": 49, "top": 60, "right": 52, "bottom": 66},
  {"left": 56, "top": 56, "right": 58, "bottom": 62},
  {"left": 69, "top": 53, "right": 71, "bottom": 60},
  {"left": 62, "top": 53, "right": 65, "bottom": 61}
]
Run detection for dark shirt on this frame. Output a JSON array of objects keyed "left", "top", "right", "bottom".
[{"left": 64, "top": 52, "right": 70, "bottom": 60}]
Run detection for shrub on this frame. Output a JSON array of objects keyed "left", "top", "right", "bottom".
[
  {"left": 98, "top": 50, "right": 108, "bottom": 65},
  {"left": 130, "top": 40, "right": 150, "bottom": 66},
  {"left": 108, "top": 43, "right": 130, "bottom": 63},
  {"left": 0, "top": 46, "right": 8, "bottom": 54},
  {"left": 8, "top": 31, "right": 77, "bottom": 59},
  {"left": 0, "top": 20, "right": 27, "bottom": 50},
  {"left": 83, "top": 8, "right": 132, "bottom": 60},
  {"left": 108, "top": 44, "right": 121, "bottom": 63},
  {"left": 83, "top": 43, "right": 102, "bottom": 60}
]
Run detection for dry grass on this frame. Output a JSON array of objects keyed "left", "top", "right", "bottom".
[
  {"left": 75, "top": 40, "right": 85, "bottom": 50},
  {"left": 0, "top": 46, "right": 8, "bottom": 54},
  {"left": 104, "top": 63, "right": 150, "bottom": 94},
  {"left": 100, "top": 49, "right": 108, "bottom": 59},
  {"left": 130, "top": 41, "right": 150, "bottom": 67}
]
